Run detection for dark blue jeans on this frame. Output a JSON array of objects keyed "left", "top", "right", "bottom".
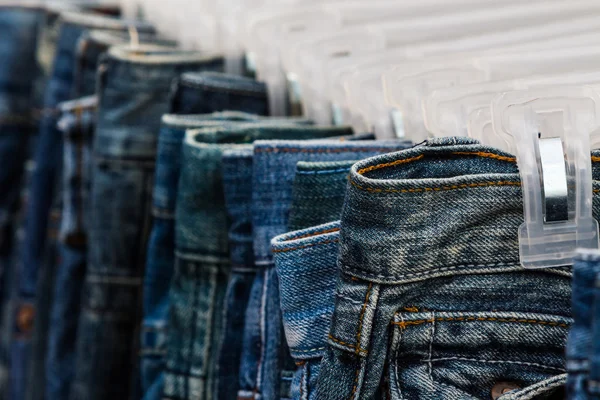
[
  {"left": 316, "top": 138, "right": 575, "bottom": 399},
  {"left": 71, "top": 46, "right": 222, "bottom": 400}
]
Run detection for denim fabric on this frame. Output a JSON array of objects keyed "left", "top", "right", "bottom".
[
  {"left": 169, "top": 72, "right": 268, "bottom": 116},
  {"left": 71, "top": 46, "right": 220, "bottom": 400},
  {"left": 73, "top": 29, "right": 175, "bottom": 98},
  {"left": 142, "top": 115, "right": 281, "bottom": 400},
  {"left": 315, "top": 137, "right": 584, "bottom": 400},
  {"left": 243, "top": 140, "right": 412, "bottom": 400},
  {"left": 288, "top": 161, "right": 361, "bottom": 231},
  {"left": 0, "top": 5, "right": 43, "bottom": 396},
  {"left": 16, "top": 13, "right": 153, "bottom": 400},
  {"left": 272, "top": 221, "right": 341, "bottom": 400},
  {"left": 567, "top": 250, "right": 600, "bottom": 399},
  {"left": 214, "top": 147, "right": 254, "bottom": 400},
  {"left": 42, "top": 100, "right": 95, "bottom": 400},
  {"left": 164, "top": 125, "right": 351, "bottom": 400}
]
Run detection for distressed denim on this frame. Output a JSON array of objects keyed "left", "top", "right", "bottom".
[
  {"left": 272, "top": 221, "right": 341, "bottom": 400},
  {"left": 71, "top": 46, "right": 221, "bottom": 400},
  {"left": 243, "top": 140, "right": 412, "bottom": 400},
  {"left": 169, "top": 72, "right": 268, "bottom": 115},
  {"left": 45, "top": 101, "right": 96, "bottom": 400},
  {"left": 16, "top": 12, "right": 154, "bottom": 400},
  {"left": 315, "top": 137, "right": 584, "bottom": 400},
  {"left": 164, "top": 125, "right": 350, "bottom": 400},
  {"left": 142, "top": 114, "right": 288, "bottom": 400},
  {"left": 567, "top": 250, "right": 600, "bottom": 399}
]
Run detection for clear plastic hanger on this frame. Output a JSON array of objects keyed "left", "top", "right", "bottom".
[
  {"left": 287, "top": 0, "right": 600, "bottom": 125},
  {"left": 490, "top": 86, "right": 600, "bottom": 268},
  {"left": 383, "top": 44, "right": 600, "bottom": 142}
]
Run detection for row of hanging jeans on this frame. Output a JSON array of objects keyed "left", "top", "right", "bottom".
[{"left": 1, "top": 2, "right": 600, "bottom": 400}]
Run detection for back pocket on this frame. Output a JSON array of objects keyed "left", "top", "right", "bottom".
[{"left": 388, "top": 311, "right": 571, "bottom": 399}]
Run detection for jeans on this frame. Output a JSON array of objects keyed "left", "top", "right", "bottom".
[
  {"left": 164, "top": 125, "right": 351, "bottom": 400},
  {"left": 567, "top": 250, "right": 600, "bottom": 399},
  {"left": 316, "top": 137, "right": 578, "bottom": 399},
  {"left": 272, "top": 221, "right": 341, "bottom": 400},
  {"left": 169, "top": 72, "right": 268, "bottom": 115},
  {"left": 0, "top": 5, "right": 43, "bottom": 397},
  {"left": 16, "top": 12, "right": 153, "bottom": 400},
  {"left": 142, "top": 116, "right": 278, "bottom": 400},
  {"left": 242, "top": 140, "right": 411, "bottom": 400},
  {"left": 71, "top": 45, "right": 222, "bottom": 400}
]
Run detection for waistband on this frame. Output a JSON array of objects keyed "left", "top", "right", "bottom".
[
  {"left": 341, "top": 137, "right": 599, "bottom": 284},
  {"left": 179, "top": 71, "right": 267, "bottom": 97},
  {"left": 100, "top": 45, "right": 223, "bottom": 91},
  {"left": 252, "top": 139, "right": 413, "bottom": 266},
  {"left": 160, "top": 112, "right": 264, "bottom": 128},
  {"left": 85, "top": 29, "right": 175, "bottom": 49},
  {"left": 272, "top": 221, "right": 341, "bottom": 359},
  {"left": 59, "top": 11, "right": 154, "bottom": 32}
]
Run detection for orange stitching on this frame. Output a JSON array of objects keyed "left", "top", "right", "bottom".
[
  {"left": 392, "top": 316, "right": 570, "bottom": 329},
  {"left": 357, "top": 154, "right": 424, "bottom": 175},
  {"left": 296, "top": 360, "right": 306, "bottom": 366},
  {"left": 287, "top": 227, "right": 340, "bottom": 241},
  {"left": 349, "top": 179, "right": 521, "bottom": 194},
  {"left": 451, "top": 151, "right": 516, "bottom": 163},
  {"left": 272, "top": 239, "right": 339, "bottom": 253},
  {"left": 403, "top": 306, "right": 420, "bottom": 313},
  {"left": 592, "top": 156, "right": 600, "bottom": 162},
  {"left": 327, "top": 334, "right": 368, "bottom": 354},
  {"left": 255, "top": 147, "right": 392, "bottom": 154}
]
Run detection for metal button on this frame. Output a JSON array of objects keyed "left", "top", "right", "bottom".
[{"left": 491, "top": 382, "right": 521, "bottom": 399}]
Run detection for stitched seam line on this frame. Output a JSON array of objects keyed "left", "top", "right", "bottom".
[
  {"left": 272, "top": 239, "right": 339, "bottom": 253},
  {"left": 429, "top": 357, "right": 565, "bottom": 372},
  {"left": 451, "top": 151, "right": 516, "bottom": 162},
  {"left": 357, "top": 154, "right": 425, "bottom": 175},
  {"left": 349, "top": 179, "right": 521, "bottom": 194},
  {"left": 287, "top": 227, "right": 340, "bottom": 241},
  {"left": 293, "top": 346, "right": 325, "bottom": 353},
  {"left": 179, "top": 81, "right": 267, "bottom": 97},
  {"left": 392, "top": 317, "right": 570, "bottom": 329},
  {"left": 350, "top": 283, "right": 373, "bottom": 400},
  {"left": 296, "top": 167, "right": 352, "bottom": 175},
  {"left": 345, "top": 261, "right": 523, "bottom": 280},
  {"left": 255, "top": 147, "right": 391, "bottom": 154},
  {"left": 327, "top": 335, "right": 368, "bottom": 354}
]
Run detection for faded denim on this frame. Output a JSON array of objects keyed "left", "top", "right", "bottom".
[
  {"left": 142, "top": 114, "right": 283, "bottom": 400},
  {"left": 272, "top": 221, "right": 341, "bottom": 400},
  {"left": 315, "top": 137, "right": 582, "bottom": 400},
  {"left": 164, "top": 125, "right": 350, "bottom": 400},
  {"left": 567, "top": 250, "right": 600, "bottom": 399},
  {"left": 71, "top": 45, "right": 222, "bottom": 400},
  {"left": 243, "top": 140, "right": 412, "bottom": 400}
]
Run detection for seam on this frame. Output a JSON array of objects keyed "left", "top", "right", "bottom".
[
  {"left": 296, "top": 167, "right": 352, "bottom": 175},
  {"left": 350, "top": 283, "right": 373, "bottom": 400},
  {"left": 357, "top": 154, "right": 425, "bottom": 175},
  {"left": 450, "top": 151, "right": 516, "bottom": 163},
  {"left": 272, "top": 239, "right": 339, "bottom": 253},
  {"left": 429, "top": 357, "right": 565, "bottom": 373},
  {"left": 286, "top": 227, "right": 340, "bottom": 241},
  {"left": 327, "top": 335, "right": 368, "bottom": 355},
  {"left": 392, "top": 317, "right": 570, "bottom": 329},
  {"left": 427, "top": 312, "right": 435, "bottom": 381},
  {"left": 345, "top": 261, "right": 523, "bottom": 280},
  {"left": 179, "top": 81, "right": 267, "bottom": 97},
  {"left": 349, "top": 179, "right": 521, "bottom": 194},
  {"left": 293, "top": 346, "right": 326, "bottom": 353},
  {"left": 255, "top": 147, "right": 391, "bottom": 154}
]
